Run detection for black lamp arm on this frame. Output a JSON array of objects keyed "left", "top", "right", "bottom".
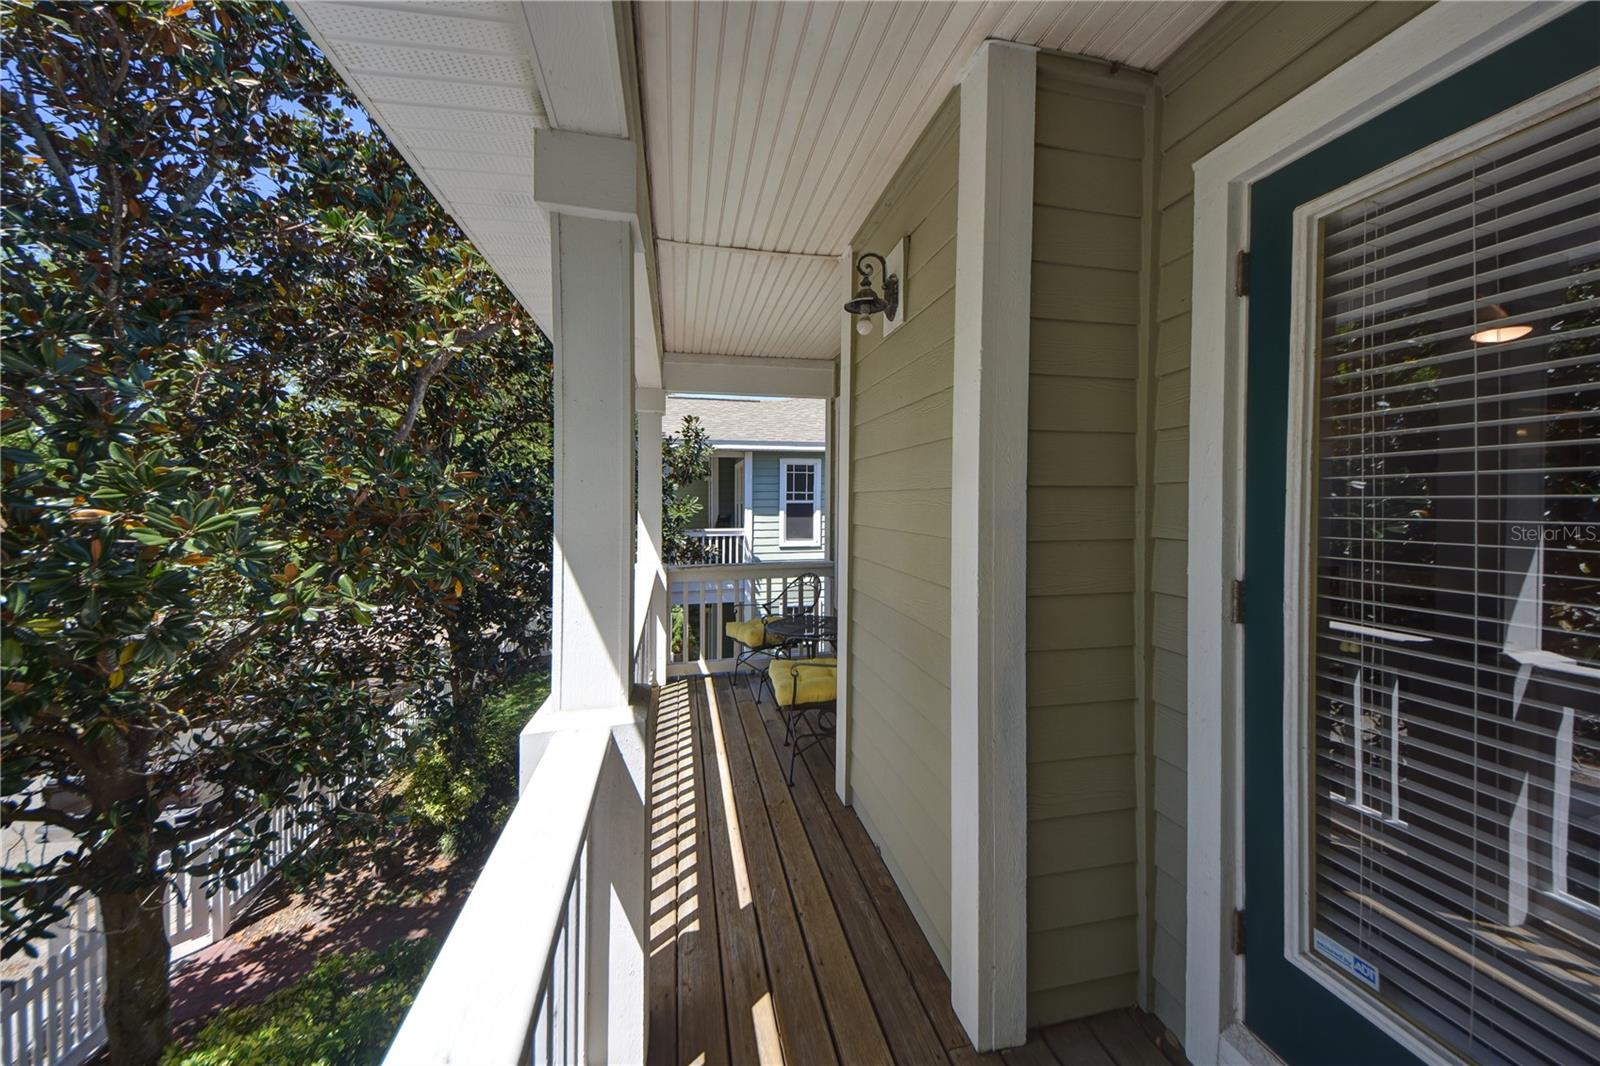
[
  {"left": 855, "top": 252, "right": 888, "bottom": 289},
  {"left": 854, "top": 251, "right": 900, "bottom": 322}
]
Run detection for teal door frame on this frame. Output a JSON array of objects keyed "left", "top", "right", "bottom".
[{"left": 1239, "top": 7, "right": 1598, "bottom": 1064}]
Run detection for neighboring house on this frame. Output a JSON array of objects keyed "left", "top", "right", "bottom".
[
  {"left": 664, "top": 395, "right": 828, "bottom": 564},
  {"left": 295, "top": 5, "right": 1600, "bottom": 1066}
]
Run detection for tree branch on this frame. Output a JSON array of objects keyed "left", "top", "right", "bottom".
[
  {"left": 12, "top": 727, "right": 100, "bottom": 773},
  {"left": 173, "top": 162, "right": 221, "bottom": 216},
  {"left": 2, "top": 805, "right": 93, "bottom": 836},
  {"left": 4, "top": 84, "right": 83, "bottom": 217},
  {"left": 152, "top": 617, "right": 278, "bottom": 708},
  {"left": 393, "top": 347, "right": 453, "bottom": 447},
  {"left": 392, "top": 320, "right": 509, "bottom": 447}
]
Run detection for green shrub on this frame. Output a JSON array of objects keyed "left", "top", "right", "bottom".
[
  {"left": 402, "top": 671, "right": 549, "bottom": 854},
  {"left": 476, "top": 671, "right": 550, "bottom": 772},
  {"left": 405, "top": 741, "right": 485, "bottom": 831},
  {"left": 163, "top": 937, "right": 437, "bottom": 1066}
]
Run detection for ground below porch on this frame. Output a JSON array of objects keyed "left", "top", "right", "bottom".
[{"left": 647, "top": 675, "right": 1180, "bottom": 1066}]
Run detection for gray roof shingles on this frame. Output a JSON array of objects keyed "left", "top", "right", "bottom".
[{"left": 663, "top": 396, "right": 824, "bottom": 447}]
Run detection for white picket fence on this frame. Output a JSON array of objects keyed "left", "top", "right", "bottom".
[{"left": 1, "top": 796, "right": 321, "bottom": 1066}]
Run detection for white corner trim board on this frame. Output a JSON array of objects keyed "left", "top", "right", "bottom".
[
  {"left": 1183, "top": 4, "right": 1573, "bottom": 1064},
  {"left": 835, "top": 248, "right": 855, "bottom": 804},
  {"left": 950, "top": 38, "right": 1034, "bottom": 1053}
]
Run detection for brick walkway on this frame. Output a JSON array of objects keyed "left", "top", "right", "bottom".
[{"left": 167, "top": 840, "right": 472, "bottom": 1037}]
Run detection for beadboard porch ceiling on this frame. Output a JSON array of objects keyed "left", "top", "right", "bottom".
[{"left": 290, "top": 1, "right": 1222, "bottom": 368}]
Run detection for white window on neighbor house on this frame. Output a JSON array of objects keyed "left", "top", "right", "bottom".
[{"left": 780, "top": 458, "right": 820, "bottom": 547}]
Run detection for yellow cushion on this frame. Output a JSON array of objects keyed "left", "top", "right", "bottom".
[
  {"left": 768, "top": 659, "right": 837, "bottom": 707},
  {"left": 725, "top": 615, "right": 784, "bottom": 650}
]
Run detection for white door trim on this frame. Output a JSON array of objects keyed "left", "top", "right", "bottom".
[{"left": 1183, "top": 3, "right": 1574, "bottom": 1062}]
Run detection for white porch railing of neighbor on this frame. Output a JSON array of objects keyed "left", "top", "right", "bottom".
[
  {"left": 384, "top": 695, "right": 644, "bottom": 1066},
  {"left": 683, "top": 528, "right": 750, "bottom": 565},
  {"left": 666, "top": 561, "right": 835, "bottom": 675},
  {"left": 1, "top": 795, "right": 320, "bottom": 1066}
]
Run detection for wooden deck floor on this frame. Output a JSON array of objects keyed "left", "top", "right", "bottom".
[{"left": 646, "top": 674, "right": 1179, "bottom": 1066}]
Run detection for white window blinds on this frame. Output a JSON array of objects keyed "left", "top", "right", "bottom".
[{"left": 1311, "top": 98, "right": 1600, "bottom": 1064}]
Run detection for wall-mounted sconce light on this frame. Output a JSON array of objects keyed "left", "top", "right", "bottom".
[
  {"left": 843, "top": 251, "right": 899, "bottom": 336},
  {"left": 1470, "top": 303, "right": 1533, "bottom": 344}
]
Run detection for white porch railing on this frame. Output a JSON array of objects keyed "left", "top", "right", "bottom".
[
  {"left": 384, "top": 695, "right": 645, "bottom": 1066},
  {"left": 666, "top": 560, "right": 835, "bottom": 675},
  {"left": 682, "top": 528, "right": 750, "bottom": 565},
  {"left": 1, "top": 793, "right": 321, "bottom": 1066}
]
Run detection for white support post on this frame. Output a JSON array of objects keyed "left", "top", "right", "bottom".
[
  {"left": 637, "top": 387, "right": 667, "bottom": 686},
  {"left": 539, "top": 127, "right": 637, "bottom": 714},
  {"left": 535, "top": 129, "right": 648, "bottom": 1066},
  {"left": 950, "top": 39, "right": 1034, "bottom": 1052},
  {"left": 742, "top": 450, "right": 754, "bottom": 553}
]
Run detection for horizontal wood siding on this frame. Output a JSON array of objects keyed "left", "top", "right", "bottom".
[
  {"left": 751, "top": 452, "right": 828, "bottom": 561},
  {"left": 1026, "top": 54, "right": 1152, "bottom": 1028},
  {"left": 1141, "top": 0, "right": 1431, "bottom": 1037},
  {"left": 847, "top": 89, "right": 961, "bottom": 968}
]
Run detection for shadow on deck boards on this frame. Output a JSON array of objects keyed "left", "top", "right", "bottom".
[{"left": 645, "top": 675, "right": 1184, "bottom": 1066}]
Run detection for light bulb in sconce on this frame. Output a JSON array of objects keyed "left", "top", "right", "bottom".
[
  {"left": 1470, "top": 303, "right": 1533, "bottom": 344},
  {"left": 855, "top": 316, "right": 873, "bottom": 336}
]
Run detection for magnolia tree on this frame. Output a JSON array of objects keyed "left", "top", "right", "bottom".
[
  {"left": 1, "top": 2, "right": 550, "bottom": 1061},
  {"left": 661, "top": 414, "right": 713, "bottom": 565}
]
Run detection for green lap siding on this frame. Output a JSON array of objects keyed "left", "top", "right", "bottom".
[
  {"left": 846, "top": 89, "right": 960, "bottom": 968},
  {"left": 1138, "top": 0, "right": 1430, "bottom": 1037},
  {"left": 1026, "top": 53, "right": 1152, "bottom": 1027},
  {"left": 750, "top": 452, "right": 827, "bottom": 561},
  {"left": 830, "top": 2, "right": 1434, "bottom": 1037},
  {"left": 1021, "top": 2, "right": 1432, "bottom": 1038}
]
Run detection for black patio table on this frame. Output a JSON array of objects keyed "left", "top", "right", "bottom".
[{"left": 764, "top": 613, "right": 837, "bottom": 656}]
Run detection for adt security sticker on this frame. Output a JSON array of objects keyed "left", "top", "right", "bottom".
[{"left": 1314, "top": 929, "right": 1381, "bottom": 992}]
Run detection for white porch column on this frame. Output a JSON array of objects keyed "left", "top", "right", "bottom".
[
  {"left": 535, "top": 129, "right": 648, "bottom": 1066},
  {"left": 950, "top": 40, "right": 1035, "bottom": 1051},
  {"left": 538, "top": 130, "right": 638, "bottom": 714},
  {"left": 636, "top": 387, "right": 667, "bottom": 685}
]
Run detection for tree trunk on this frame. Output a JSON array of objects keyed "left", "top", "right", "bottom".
[{"left": 100, "top": 886, "right": 172, "bottom": 1066}]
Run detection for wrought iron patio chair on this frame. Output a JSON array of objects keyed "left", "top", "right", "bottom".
[
  {"left": 724, "top": 571, "right": 824, "bottom": 698},
  {"left": 767, "top": 656, "right": 837, "bottom": 785}
]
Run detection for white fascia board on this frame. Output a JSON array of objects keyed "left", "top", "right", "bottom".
[
  {"left": 283, "top": 1, "right": 556, "bottom": 335},
  {"left": 635, "top": 253, "right": 663, "bottom": 389},
  {"left": 519, "top": 0, "right": 628, "bottom": 138},
  {"left": 703, "top": 441, "right": 826, "bottom": 453},
  {"left": 663, "top": 352, "right": 839, "bottom": 399},
  {"left": 1183, "top": 3, "right": 1571, "bottom": 1062}
]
